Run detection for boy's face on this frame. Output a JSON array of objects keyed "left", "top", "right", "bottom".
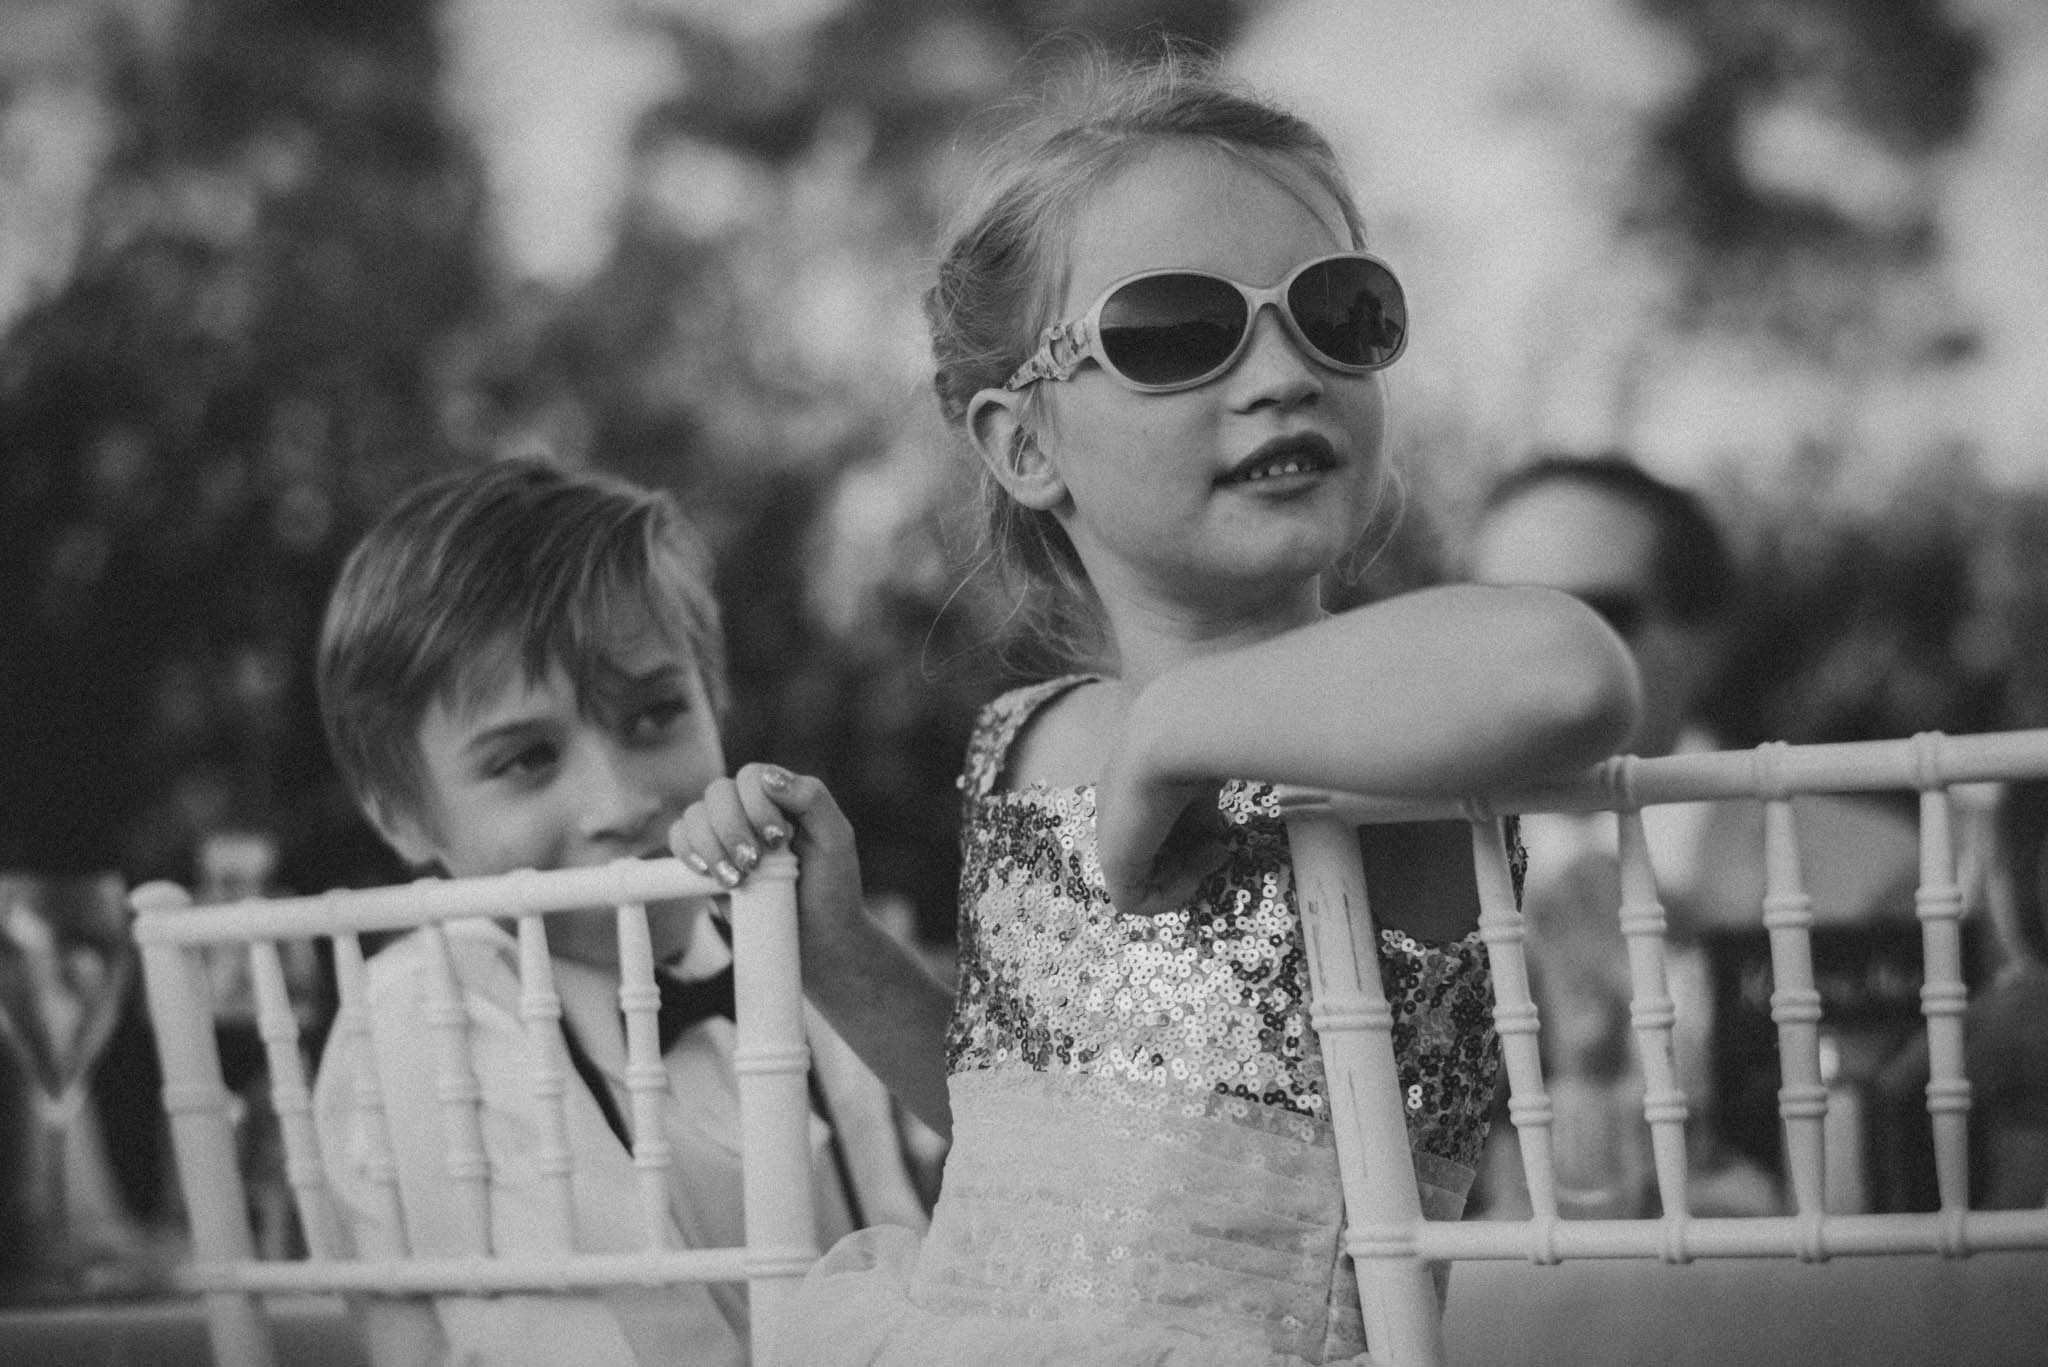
[{"left": 376, "top": 622, "right": 725, "bottom": 969}]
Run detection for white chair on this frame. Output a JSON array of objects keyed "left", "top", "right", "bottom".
[
  {"left": 132, "top": 852, "right": 818, "bottom": 1367},
  {"left": 1283, "top": 729, "right": 2048, "bottom": 1367}
]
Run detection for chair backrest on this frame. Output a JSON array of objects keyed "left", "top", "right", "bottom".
[
  {"left": 131, "top": 851, "right": 817, "bottom": 1367},
  {"left": 1281, "top": 728, "right": 2048, "bottom": 1367}
]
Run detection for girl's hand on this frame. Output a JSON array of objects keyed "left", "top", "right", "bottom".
[
  {"left": 668, "top": 763, "right": 867, "bottom": 955},
  {"left": 1092, "top": 764, "right": 1230, "bottom": 919}
]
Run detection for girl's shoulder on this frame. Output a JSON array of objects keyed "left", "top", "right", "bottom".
[{"left": 959, "top": 673, "right": 1101, "bottom": 802}]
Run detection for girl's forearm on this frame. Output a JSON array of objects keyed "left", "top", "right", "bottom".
[{"left": 1125, "top": 584, "right": 1640, "bottom": 799}]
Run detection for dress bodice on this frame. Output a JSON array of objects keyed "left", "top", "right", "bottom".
[
  {"left": 944, "top": 675, "right": 1506, "bottom": 1171},
  {"left": 791, "top": 675, "right": 1517, "bottom": 1364}
]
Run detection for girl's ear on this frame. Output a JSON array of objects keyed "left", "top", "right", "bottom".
[{"left": 967, "top": 388, "right": 1067, "bottom": 512}]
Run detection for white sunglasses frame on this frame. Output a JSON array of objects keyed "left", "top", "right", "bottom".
[{"left": 1002, "top": 251, "right": 1408, "bottom": 394}]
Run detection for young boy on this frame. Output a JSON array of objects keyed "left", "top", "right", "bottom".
[{"left": 309, "top": 457, "right": 924, "bottom": 1366}]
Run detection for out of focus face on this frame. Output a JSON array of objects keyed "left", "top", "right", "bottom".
[
  {"left": 381, "top": 614, "right": 725, "bottom": 968},
  {"left": 1467, "top": 480, "right": 1705, "bottom": 757}
]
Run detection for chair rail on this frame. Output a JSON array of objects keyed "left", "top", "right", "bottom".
[
  {"left": 1278, "top": 728, "right": 2048, "bottom": 824},
  {"left": 132, "top": 852, "right": 818, "bottom": 1367},
  {"left": 1283, "top": 727, "right": 2048, "bottom": 1367}
]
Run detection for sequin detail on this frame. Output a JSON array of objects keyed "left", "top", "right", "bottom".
[{"left": 946, "top": 676, "right": 1509, "bottom": 1170}]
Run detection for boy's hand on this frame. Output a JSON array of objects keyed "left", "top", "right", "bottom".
[
  {"left": 668, "top": 763, "right": 867, "bottom": 957},
  {"left": 678, "top": 763, "right": 955, "bottom": 1136}
]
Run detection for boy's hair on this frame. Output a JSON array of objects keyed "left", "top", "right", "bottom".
[
  {"left": 926, "top": 41, "right": 1368, "bottom": 664},
  {"left": 1479, "top": 451, "right": 1734, "bottom": 626},
  {"left": 317, "top": 457, "right": 728, "bottom": 832}
]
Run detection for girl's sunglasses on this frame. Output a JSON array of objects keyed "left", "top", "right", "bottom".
[{"left": 1004, "top": 252, "right": 1407, "bottom": 394}]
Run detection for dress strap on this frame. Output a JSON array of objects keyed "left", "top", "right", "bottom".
[{"left": 956, "top": 674, "right": 1098, "bottom": 803}]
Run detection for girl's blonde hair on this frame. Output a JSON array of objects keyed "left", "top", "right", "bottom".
[{"left": 926, "top": 42, "right": 1369, "bottom": 665}]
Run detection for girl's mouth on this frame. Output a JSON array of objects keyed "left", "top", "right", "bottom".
[{"left": 1217, "top": 434, "right": 1340, "bottom": 488}]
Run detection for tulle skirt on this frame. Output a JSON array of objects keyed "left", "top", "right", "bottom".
[{"left": 774, "top": 1069, "right": 1473, "bottom": 1366}]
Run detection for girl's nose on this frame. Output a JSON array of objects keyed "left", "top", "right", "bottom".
[
  {"left": 1228, "top": 302, "right": 1323, "bottom": 409},
  {"left": 572, "top": 741, "right": 663, "bottom": 848}
]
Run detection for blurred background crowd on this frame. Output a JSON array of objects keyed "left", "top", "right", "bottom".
[{"left": 2, "top": 0, "right": 2046, "bottom": 1296}]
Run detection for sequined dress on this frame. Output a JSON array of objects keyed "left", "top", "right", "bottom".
[{"left": 784, "top": 677, "right": 1505, "bottom": 1366}]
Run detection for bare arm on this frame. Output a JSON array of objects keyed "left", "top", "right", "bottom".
[
  {"left": 782, "top": 891, "right": 956, "bottom": 1140},
  {"left": 671, "top": 765, "right": 956, "bottom": 1139},
  {"left": 1097, "top": 584, "right": 1639, "bottom": 916}
]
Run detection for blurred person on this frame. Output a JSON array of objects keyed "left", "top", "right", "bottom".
[
  {"left": 0, "top": 871, "right": 150, "bottom": 1291},
  {"left": 310, "top": 458, "right": 925, "bottom": 1367},
  {"left": 1469, "top": 454, "right": 1723, "bottom": 760},
  {"left": 1465, "top": 452, "right": 1921, "bottom": 1217},
  {"left": 1878, "top": 778, "right": 2048, "bottom": 1209}
]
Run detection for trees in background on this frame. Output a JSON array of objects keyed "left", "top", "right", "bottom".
[
  {"left": 0, "top": 0, "right": 483, "bottom": 889},
  {"left": 0, "top": 0, "right": 2043, "bottom": 941},
  {"left": 1617, "top": 0, "right": 2033, "bottom": 747},
  {"left": 0, "top": 0, "right": 1247, "bottom": 938}
]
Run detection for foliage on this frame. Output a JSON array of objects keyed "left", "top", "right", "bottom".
[
  {"left": 0, "top": 0, "right": 1251, "bottom": 934},
  {"left": 1700, "top": 453, "right": 2048, "bottom": 747},
  {"left": 0, "top": 0, "right": 2043, "bottom": 947},
  {"left": 0, "top": 0, "right": 482, "bottom": 886},
  {"left": 1631, "top": 0, "right": 1984, "bottom": 255},
  {"left": 1608, "top": 0, "right": 2047, "bottom": 746}
]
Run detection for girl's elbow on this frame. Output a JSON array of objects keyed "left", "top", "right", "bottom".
[
  {"left": 1559, "top": 649, "right": 1643, "bottom": 763},
  {"left": 1522, "top": 597, "right": 1644, "bottom": 764}
]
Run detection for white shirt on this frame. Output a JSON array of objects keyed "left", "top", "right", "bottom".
[{"left": 313, "top": 914, "right": 926, "bottom": 1366}]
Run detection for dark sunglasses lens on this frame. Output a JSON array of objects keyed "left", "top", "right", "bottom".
[
  {"left": 1098, "top": 273, "right": 1248, "bottom": 386},
  {"left": 1288, "top": 257, "right": 1406, "bottom": 368},
  {"left": 1579, "top": 591, "right": 1648, "bottom": 639}
]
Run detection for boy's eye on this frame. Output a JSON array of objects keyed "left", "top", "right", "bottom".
[
  {"left": 488, "top": 741, "right": 559, "bottom": 780},
  {"left": 625, "top": 695, "right": 691, "bottom": 744}
]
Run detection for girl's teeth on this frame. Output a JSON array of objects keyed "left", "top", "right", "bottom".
[{"left": 1247, "top": 459, "right": 1306, "bottom": 481}]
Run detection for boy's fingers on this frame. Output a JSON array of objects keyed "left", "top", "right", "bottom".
[
  {"left": 669, "top": 768, "right": 838, "bottom": 893},
  {"left": 732, "top": 763, "right": 795, "bottom": 846},
  {"left": 698, "top": 782, "right": 760, "bottom": 885},
  {"left": 744, "top": 762, "right": 822, "bottom": 812},
  {"left": 665, "top": 780, "right": 754, "bottom": 887},
  {"left": 737, "top": 763, "right": 854, "bottom": 850},
  {"left": 667, "top": 807, "right": 719, "bottom": 877}
]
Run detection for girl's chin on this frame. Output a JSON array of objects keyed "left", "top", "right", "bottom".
[{"left": 1211, "top": 533, "right": 1358, "bottom": 593}]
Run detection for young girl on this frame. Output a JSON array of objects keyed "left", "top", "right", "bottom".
[{"left": 671, "top": 50, "right": 1639, "bottom": 1365}]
